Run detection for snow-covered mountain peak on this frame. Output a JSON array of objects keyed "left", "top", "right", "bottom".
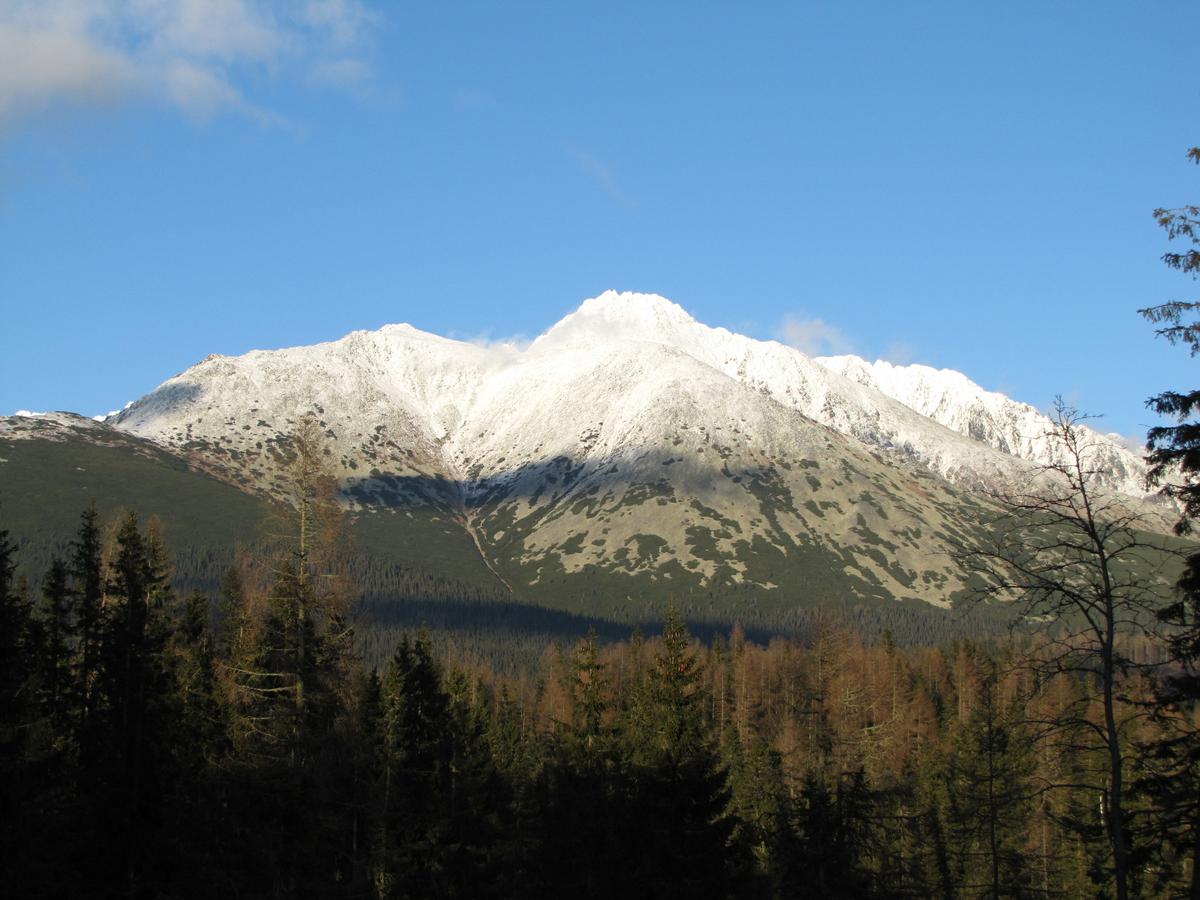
[
  {"left": 577, "top": 289, "right": 694, "bottom": 323},
  {"left": 816, "top": 352, "right": 1149, "bottom": 497},
  {"left": 107, "top": 291, "right": 1159, "bottom": 513},
  {"left": 533, "top": 290, "right": 705, "bottom": 350}
]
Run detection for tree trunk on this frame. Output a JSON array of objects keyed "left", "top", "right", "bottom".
[{"left": 1102, "top": 637, "right": 1129, "bottom": 900}]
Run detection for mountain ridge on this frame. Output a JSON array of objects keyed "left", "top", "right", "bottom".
[{"left": 4, "top": 291, "right": 1169, "bottom": 611}]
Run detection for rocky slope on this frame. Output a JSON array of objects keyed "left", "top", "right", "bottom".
[{"left": 56, "top": 291, "right": 1154, "bottom": 608}]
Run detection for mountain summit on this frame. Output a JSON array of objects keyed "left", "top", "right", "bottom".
[{"left": 22, "top": 291, "right": 1154, "bottom": 609}]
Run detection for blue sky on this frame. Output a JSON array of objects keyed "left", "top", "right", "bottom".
[{"left": 1, "top": 1, "right": 1197, "bottom": 441}]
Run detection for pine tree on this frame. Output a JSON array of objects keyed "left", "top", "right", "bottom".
[
  {"left": 620, "top": 608, "right": 737, "bottom": 898},
  {"left": 376, "top": 632, "right": 455, "bottom": 897},
  {"left": 564, "top": 627, "right": 612, "bottom": 763},
  {"left": 38, "top": 557, "right": 74, "bottom": 741},
  {"left": 787, "top": 769, "right": 875, "bottom": 899},
  {"left": 535, "top": 629, "right": 631, "bottom": 898},
  {"left": 443, "top": 668, "right": 511, "bottom": 896},
  {"left": 1137, "top": 146, "right": 1200, "bottom": 897},
  {"left": 0, "top": 518, "right": 37, "bottom": 885},
  {"left": 724, "top": 730, "right": 788, "bottom": 891},
  {"left": 941, "top": 666, "right": 1034, "bottom": 898},
  {"left": 70, "top": 500, "right": 104, "bottom": 768},
  {"left": 174, "top": 589, "right": 226, "bottom": 767},
  {"left": 96, "top": 509, "right": 177, "bottom": 892},
  {"left": 0, "top": 518, "right": 31, "bottom": 729}
]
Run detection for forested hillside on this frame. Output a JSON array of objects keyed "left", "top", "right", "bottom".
[{"left": 2, "top": 492, "right": 1198, "bottom": 897}]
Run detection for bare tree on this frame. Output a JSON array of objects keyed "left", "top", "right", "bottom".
[{"left": 959, "top": 400, "right": 1182, "bottom": 900}]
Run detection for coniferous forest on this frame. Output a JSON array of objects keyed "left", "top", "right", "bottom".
[{"left": 2, "top": 430, "right": 1200, "bottom": 898}]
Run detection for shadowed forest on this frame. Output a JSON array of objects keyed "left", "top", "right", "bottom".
[{"left": 1, "top": 484, "right": 1198, "bottom": 898}]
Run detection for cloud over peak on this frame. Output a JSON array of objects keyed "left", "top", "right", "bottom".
[{"left": 776, "top": 314, "right": 853, "bottom": 357}]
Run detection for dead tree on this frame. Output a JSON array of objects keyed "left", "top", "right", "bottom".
[{"left": 958, "top": 400, "right": 1183, "bottom": 900}]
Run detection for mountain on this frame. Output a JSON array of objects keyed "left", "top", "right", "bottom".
[
  {"left": 12, "top": 290, "right": 1135, "bottom": 614},
  {"left": 815, "top": 354, "right": 1146, "bottom": 497}
]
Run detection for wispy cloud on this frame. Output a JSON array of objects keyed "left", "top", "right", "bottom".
[
  {"left": 1107, "top": 431, "right": 1147, "bottom": 454},
  {"left": 309, "top": 57, "right": 370, "bottom": 90},
  {"left": 776, "top": 314, "right": 853, "bottom": 357},
  {"left": 882, "top": 341, "right": 916, "bottom": 365},
  {"left": 0, "top": 0, "right": 378, "bottom": 130},
  {"left": 566, "top": 144, "right": 638, "bottom": 210},
  {"left": 0, "top": 22, "right": 135, "bottom": 121},
  {"left": 466, "top": 333, "right": 532, "bottom": 353}
]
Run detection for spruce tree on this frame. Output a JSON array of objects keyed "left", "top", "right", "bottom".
[
  {"left": 724, "top": 730, "right": 788, "bottom": 892},
  {"left": 0, "top": 519, "right": 29, "bottom": 727},
  {"left": 1138, "top": 145, "right": 1200, "bottom": 897},
  {"left": 620, "top": 608, "right": 737, "bottom": 898},
  {"left": 70, "top": 500, "right": 103, "bottom": 766},
  {"left": 98, "top": 510, "right": 176, "bottom": 892},
  {"left": 0, "top": 518, "right": 36, "bottom": 884},
  {"left": 376, "top": 632, "right": 454, "bottom": 897},
  {"left": 941, "top": 669, "right": 1034, "bottom": 898},
  {"left": 38, "top": 557, "right": 74, "bottom": 741}
]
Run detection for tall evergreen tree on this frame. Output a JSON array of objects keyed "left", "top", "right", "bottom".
[
  {"left": 97, "top": 509, "right": 177, "bottom": 893},
  {"left": 536, "top": 629, "right": 631, "bottom": 898},
  {"left": 38, "top": 557, "right": 74, "bottom": 741},
  {"left": 0, "top": 518, "right": 36, "bottom": 884},
  {"left": 1138, "top": 144, "right": 1200, "bottom": 899},
  {"left": 70, "top": 500, "right": 104, "bottom": 768},
  {"left": 376, "top": 632, "right": 455, "bottom": 897},
  {"left": 787, "top": 769, "right": 875, "bottom": 899},
  {"left": 620, "top": 608, "right": 738, "bottom": 898},
  {"left": 724, "top": 730, "right": 788, "bottom": 892},
  {"left": 0, "top": 519, "right": 30, "bottom": 729},
  {"left": 940, "top": 669, "right": 1033, "bottom": 898}
]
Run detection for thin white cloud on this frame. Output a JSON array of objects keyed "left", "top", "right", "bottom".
[
  {"left": 144, "top": 0, "right": 285, "bottom": 62},
  {"left": 1107, "top": 431, "right": 1148, "bottom": 455},
  {"left": 882, "top": 341, "right": 916, "bottom": 365},
  {"left": 165, "top": 59, "right": 271, "bottom": 124},
  {"left": 777, "top": 314, "right": 853, "bottom": 357},
  {"left": 566, "top": 144, "right": 639, "bottom": 210},
  {"left": 309, "top": 57, "right": 369, "bottom": 89},
  {"left": 0, "top": 0, "right": 377, "bottom": 130},
  {"left": 301, "top": 0, "right": 376, "bottom": 48},
  {"left": 0, "top": 22, "right": 134, "bottom": 120},
  {"left": 460, "top": 332, "right": 532, "bottom": 354}
]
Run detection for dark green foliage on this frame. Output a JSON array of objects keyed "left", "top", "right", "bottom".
[
  {"left": 1138, "top": 145, "right": 1200, "bottom": 900},
  {"left": 374, "top": 633, "right": 511, "bottom": 897},
  {"left": 71, "top": 500, "right": 104, "bottom": 767},
  {"left": 617, "top": 609, "right": 739, "bottom": 898},
  {"left": 534, "top": 631, "right": 632, "bottom": 898},
  {"left": 0, "top": 517, "right": 32, "bottom": 728},
  {"left": 1140, "top": 148, "right": 1200, "bottom": 531},
  {"left": 725, "top": 732, "right": 788, "bottom": 892},
  {"left": 0, "top": 517, "right": 38, "bottom": 883},
  {"left": 3, "top": 499, "right": 1199, "bottom": 897},
  {"left": 938, "top": 672, "right": 1034, "bottom": 898},
  {"left": 37, "top": 557, "right": 73, "bottom": 737},
  {"left": 787, "top": 770, "right": 875, "bottom": 898}
]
